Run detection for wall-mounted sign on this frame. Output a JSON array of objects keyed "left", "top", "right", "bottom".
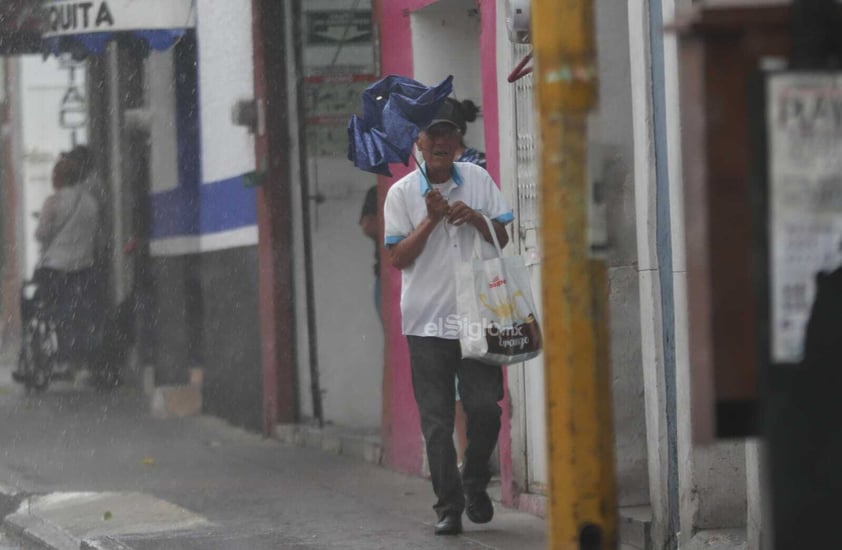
[
  {"left": 59, "top": 85, "right": 86, "bottom": 129},
  {"left": 306, "top": 10, "right": 372, "bottom": 45},
  {"left": 42, "top": 0, "right": 196, "bottom": 38},
  {"left": 767, "top": 72, "right": 842, "bottom": 363}
]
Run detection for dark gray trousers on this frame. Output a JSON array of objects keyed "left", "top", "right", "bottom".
[{"left": 406, "top": 336, "right": 503, "bottom": 517}]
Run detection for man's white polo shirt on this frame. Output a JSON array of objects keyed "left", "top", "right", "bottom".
[{"left": 384, "top": 161, "right": 514, "bottom": 338}]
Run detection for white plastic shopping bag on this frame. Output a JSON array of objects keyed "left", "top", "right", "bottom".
[{"left": 455, "top": 217, "right": 542, "bottom": 365}]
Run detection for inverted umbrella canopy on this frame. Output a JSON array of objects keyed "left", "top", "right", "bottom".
[{"left": 348, "top": 74, "right": 453, "bottom": 176}]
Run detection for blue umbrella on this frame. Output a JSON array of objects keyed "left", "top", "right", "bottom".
[{"left": 348, "top": 74, "right": 453, "bottom": 176}]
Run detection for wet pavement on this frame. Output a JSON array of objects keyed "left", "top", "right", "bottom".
[{"left": 0, "top": 362, "right": 547, "bottom": 549}]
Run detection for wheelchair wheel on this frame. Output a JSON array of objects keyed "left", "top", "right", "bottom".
[
  {"left": 25, "top": 319, "right": 56, "bottom": 393},
  {"left": 13, "top": 344, "right": 33, "bottom": 385},
  {"left": 14, "top": 321, "right": 40, "bottom": 390},
  {"left": 28, "top": 363, "right": 50, "bottom": 392}
]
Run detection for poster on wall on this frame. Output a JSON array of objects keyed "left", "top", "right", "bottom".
[
  {"left": 302, "top": 4, "right": 376, "bottom": 157},
  {"left": 306, "top": 10, "right": 372, "bottom": 45},
  {"left": 767, "top": 72, "right": 842, "bottom": 363},
  {"left": 304, "top": 77, "right": 374, "bottom": 156}
]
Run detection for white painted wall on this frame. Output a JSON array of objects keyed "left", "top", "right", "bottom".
[
  {"left": 196, "top": 0, "right": 255, "bottom": 186},
  {"left": 150, "top": 0, "right": 258, "bottom": 257},
  {"left": 411, "top": 0, "right": 485, "bottom": 153},
  {"left": 19, "top": 55, "right": 87, "bottom": 279}
]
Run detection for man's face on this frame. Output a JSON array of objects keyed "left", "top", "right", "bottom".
[{"left": 417, "top": 124, "right": 461, "bottom": 174}]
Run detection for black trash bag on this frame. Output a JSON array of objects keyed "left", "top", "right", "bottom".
[{"left": 773, "top": 266, "right": 842, "bottom": 550}]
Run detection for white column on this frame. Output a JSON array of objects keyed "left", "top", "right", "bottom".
[
  {"left": 746, "top": 439, "right": 769, "bottom": 550},
  {"left": 659, "top": 0, "right": 699, "bottom": 545},
  {"left": 628, "top": 2, "right": 672, "bottom": 547},
  {"left": 663, "top": 0, "right": 749, "bottom": 543}
]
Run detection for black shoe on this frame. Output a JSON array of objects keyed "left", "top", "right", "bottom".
[
  {"left": 465, "top": 490, "right": 494, "bottom": 524},
  {"left": 434, "top": 512, "right": 462, "bottom": 535}
]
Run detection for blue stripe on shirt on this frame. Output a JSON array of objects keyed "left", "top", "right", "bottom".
[{"left": 494, "top": 211, "right": 515, "bottom": 225}]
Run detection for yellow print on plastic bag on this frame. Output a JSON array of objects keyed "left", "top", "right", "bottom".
[{"left": 479, "top": 291, "right": 525, "bottom": 322}]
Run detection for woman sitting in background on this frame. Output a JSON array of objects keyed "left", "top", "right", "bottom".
[{"left": 33, "top": 146, "right": 102, "bottom": 360}]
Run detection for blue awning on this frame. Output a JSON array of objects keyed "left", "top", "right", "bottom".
[
  {"left": 43, "top": 29, "right": 188, "bottom": 57},
  {"left": 42, "top": 0, "right": 195, "bottom": 57}
]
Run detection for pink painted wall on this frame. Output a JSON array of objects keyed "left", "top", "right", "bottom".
[
  {"left": 375, "top": 0, "right": 515, "bottom": 506},
  {"left": 376, "top": 0, "right": 422, "bottom": 476}
]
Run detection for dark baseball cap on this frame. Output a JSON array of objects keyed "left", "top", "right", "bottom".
[{"left": 425, "top": 98, "right": 465, "bottom": 133}]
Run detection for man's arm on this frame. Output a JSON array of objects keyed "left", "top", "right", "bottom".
[
  {"left": 387, "top": 188, "right": 449, "bottom": 270},
  {"left": 387, "top": 216, "right": 439, "bottom": 270}
]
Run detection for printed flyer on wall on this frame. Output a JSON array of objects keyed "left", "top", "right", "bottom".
[{"left": 767, "top": 72, "right": 842, "bottom": 363}]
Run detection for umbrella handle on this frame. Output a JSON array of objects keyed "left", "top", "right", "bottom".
[{"left": 411, "top": 149, "right": 430, "bottom": 191}]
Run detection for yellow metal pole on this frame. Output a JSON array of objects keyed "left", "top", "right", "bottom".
[{"left": 532, "top": 1, "right": 617, "bottom": 548}]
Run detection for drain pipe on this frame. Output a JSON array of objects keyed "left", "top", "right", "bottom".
[
  {"left": 106, "top": 42, "right": 126, "bottom": 306},
  {"left": 290, "top": 0, "right": 324, "bottom": 428}
]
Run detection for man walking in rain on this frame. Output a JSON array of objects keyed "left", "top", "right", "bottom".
[{"left": 383, "top": 102, "right": 514, "bottom": 535}]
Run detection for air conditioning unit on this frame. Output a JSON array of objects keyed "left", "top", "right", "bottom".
[{"left": 506, "top": 0, "right": 530, "bottom": 44}]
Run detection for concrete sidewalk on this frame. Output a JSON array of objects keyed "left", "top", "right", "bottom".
[{"left": 0, "top": 363, "right": 547, "bottom": 550}]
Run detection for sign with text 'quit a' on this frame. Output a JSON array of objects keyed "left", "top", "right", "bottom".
[{"left": 42, "top": 0, "right": 196, "bottom": 38}]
